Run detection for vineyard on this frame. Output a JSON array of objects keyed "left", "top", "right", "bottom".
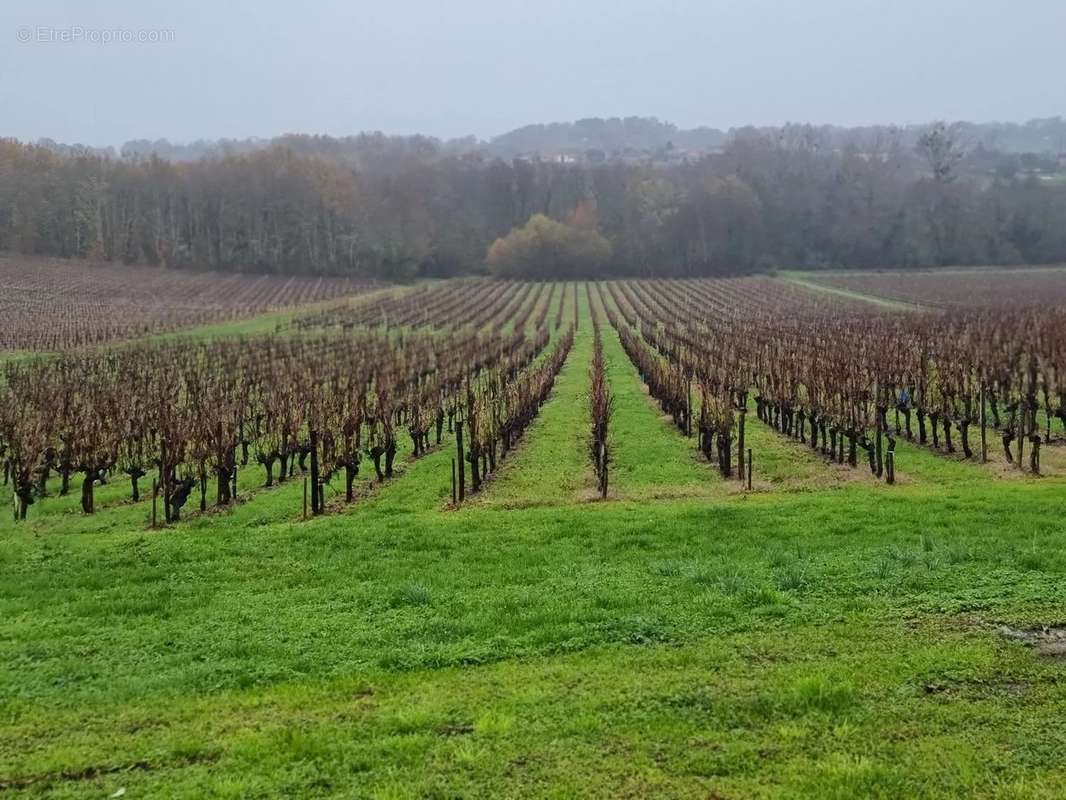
[
  {"left": 0, "top": 254, "right": 379, "bottom": 351},
  {"left": 2, "top": 269, "right": 1066, "bottom": 798},
  {"left": 6, "top": 273, "right": 1063, "bottom": 525},
  {"left": 602, "top": 278, "right": 1066, "bottom": 481},
  {"left": 806, "top": 264, "right": 1066, "bottom": 309}
]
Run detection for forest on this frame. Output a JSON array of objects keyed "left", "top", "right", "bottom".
[{"left": 2, "top": 120, "right": 1066, "bottom": 281}]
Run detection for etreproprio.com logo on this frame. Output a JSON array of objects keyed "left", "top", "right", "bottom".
[{"left": 16, "top": 25, "right": 175, "bottom": 44}]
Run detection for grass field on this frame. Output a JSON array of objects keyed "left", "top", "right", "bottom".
[{"left": 2, "top": 282, "right": 1065, "bottom": 799}]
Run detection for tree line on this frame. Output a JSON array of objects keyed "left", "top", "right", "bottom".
[{"left": 2, "top": 122, "right": 1066, "bottom": 281}]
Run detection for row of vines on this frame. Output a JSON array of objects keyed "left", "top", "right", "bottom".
[
  {"left": 599, "top": 278, "right": 1066, "bottom": 481},
  {"left": 1, "top": 281, "right": 576, "bottom": 522},
  {"left": 588, "top": 286, "right": 613, "bottom": 499},
  {"left": 0, "top": 254, "right": 380, "bottom": 352}
]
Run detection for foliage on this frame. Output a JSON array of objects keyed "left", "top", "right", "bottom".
[
  {"left": 486, "top": 214, "right": 611, "bottom": 279},
  {"left": 5, "top": 123, "right": 1066, "bottom": 280}
]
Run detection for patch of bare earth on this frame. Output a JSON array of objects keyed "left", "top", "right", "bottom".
[{"left": 996, "top": 624, "right": 1066, "bottom": 659}]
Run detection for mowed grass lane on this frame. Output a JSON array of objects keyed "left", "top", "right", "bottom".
[
  {"left": 589, "top": 282, "right": 720, "bottom": 501},
  {"left": 470, "top": 284, "right": 593, "bottom": 507}
]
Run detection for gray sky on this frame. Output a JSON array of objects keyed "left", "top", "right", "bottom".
[{"left": 2, "top": 0, "right": 1064, "bottom": 147}]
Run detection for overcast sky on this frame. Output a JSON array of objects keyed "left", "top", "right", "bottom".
[{"left": 2, "top": 0, "right": 1064, "bottom": 147}]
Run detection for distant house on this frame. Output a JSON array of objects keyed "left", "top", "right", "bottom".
[{"left": 1058, "top": 153, "right": 1066, "bottom": 170}]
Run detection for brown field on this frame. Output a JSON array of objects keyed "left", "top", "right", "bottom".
[
  {"left": 807, "top": 265, "right": 1066, "bottom": 309},
  {"left": 0, "top": 254, "right": 378, "bottom": 352}
]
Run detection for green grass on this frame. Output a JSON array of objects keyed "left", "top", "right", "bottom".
[
  {"left": 472, "top": 284, "right": 592, "bottom": 507},
  {"left": 2, "top": 287, "right": 1066, "bottom": 798},
  {"left": 593, "top": 284, "right": 720, "bottom": 500}
]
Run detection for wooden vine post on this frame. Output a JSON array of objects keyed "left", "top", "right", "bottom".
[
  {"left": 736, "top": 400, "right": 747, "bottom": 483},
  {"left": 979, "top": 379, "right": 987, "bottom": 463},
  {"left": 455, "top": 416, "right": 465, "bottom": 503}
]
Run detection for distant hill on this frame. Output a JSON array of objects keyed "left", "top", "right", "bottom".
[
  {"left": 483, "top": 117, "right": 728, "bottom": 160},
  {"left": 28, "top": 116, "right": 1063, "bottom": 171}
]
